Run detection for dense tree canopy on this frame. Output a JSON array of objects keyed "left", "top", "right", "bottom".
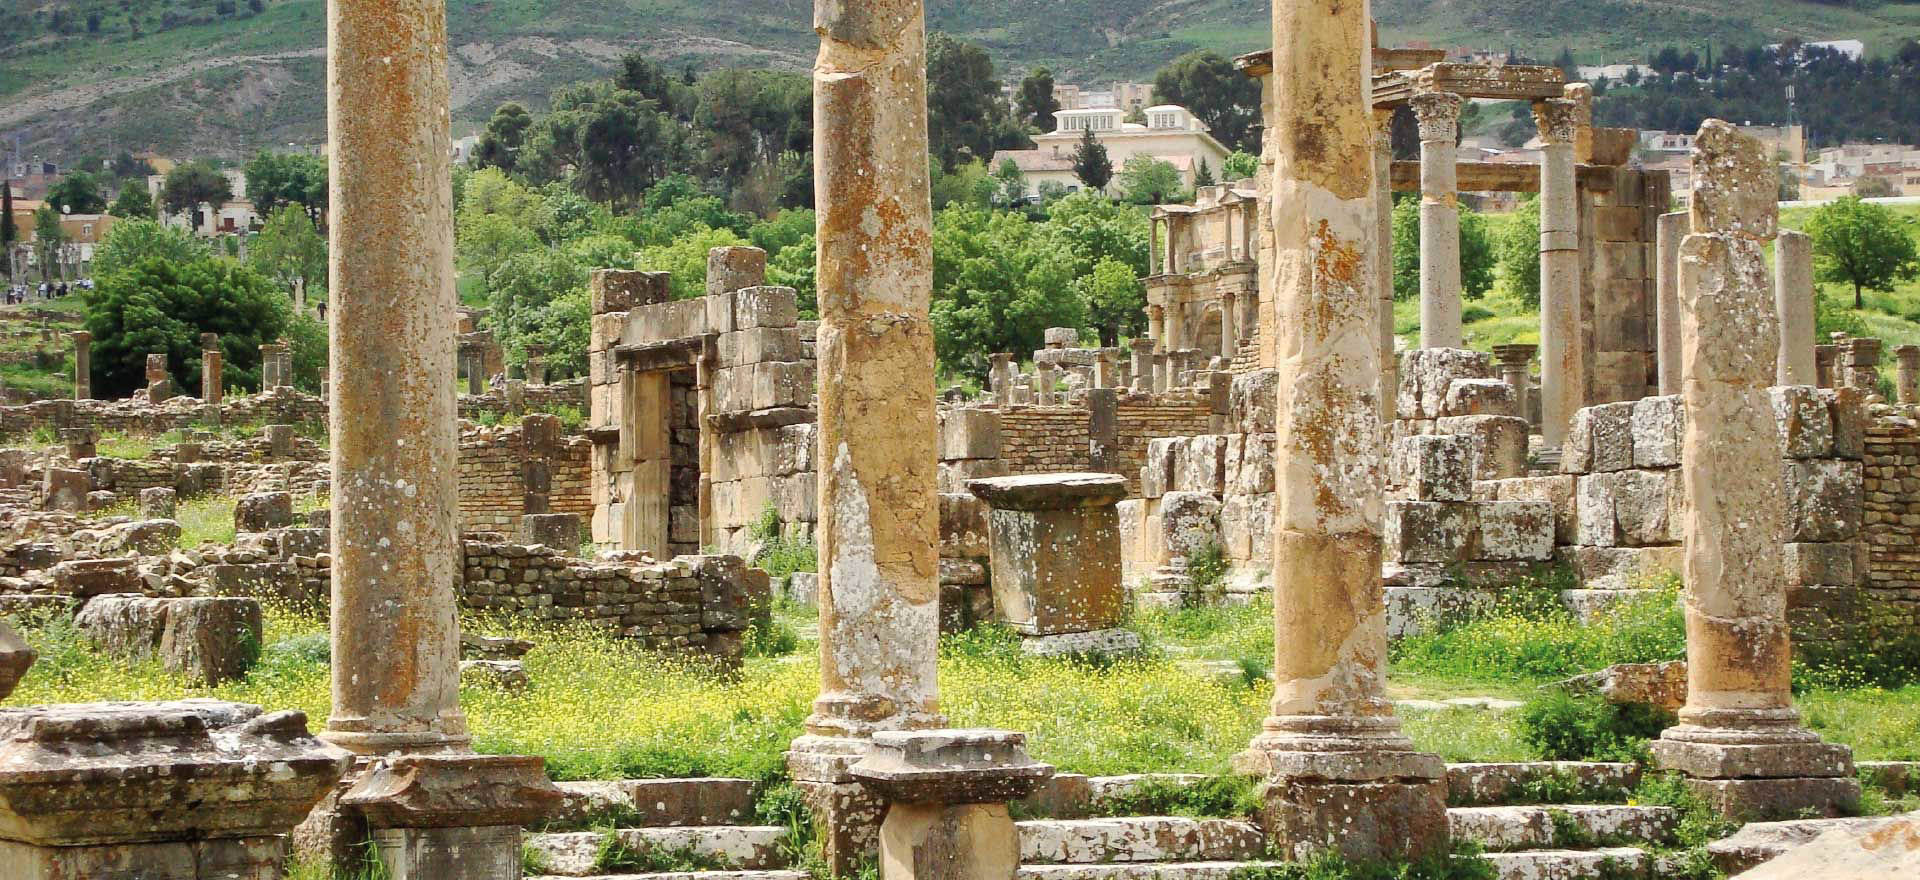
[
  {"left": 243, "top": 152, "right": 328, "bottom": 222},
  {"left": 47, "top": 171, "right": 106, "bottom": 214},
  {"left": 1151, "top": 50, "right": 1261, "bottom": 153},
  {"left": 160, "top": 161, "right": 232, "bottom": 217},
  {"left": 83, "top": 256, "right": 288, "bottom": 397},
  {"left": 92, "top": 220, "right": 208, "bottom": 279},
  {"left": 1015, "top": 67, "right": 1061, "bottom": 132}
]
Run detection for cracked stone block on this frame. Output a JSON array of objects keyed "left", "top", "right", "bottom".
[
  {"left": 1631, "top": 395, "right": 1684, "bottom": 468},
  {"left": 1158, "top": 492, "right": 1222, "bottom": 562},
  {"left": 76, "top": 595, "right": 264, "bottom": 686},
  {"left": 1782, "top": 542, "right": 1861, "bottom": 588},
  {"left": 1442, "top": 379, "right": 1517, "bottom": 417},
  {"left": 1396, "top": 435, "right": 1474, "bottom": 502},
  {"left": 939, "top": 407, "right": 1002, "bottom": 461},
  {"left": 1436, "top": 415, "right": 1529, "bottom": 480},
  {"left": 1175, "top": 435, "right": 1227, "bottom": 495},
  {"left": 1772, "top": 386, "right": 1834, "bottom": 459},
  {"left": 1399, "top": 348, "right": 1495, "bottom": 421},
  {"left": 234, "top": 492, "right": 294, "bottom": 533},
  {"left": 1476, "top": 502, "right": 1554, "bottom": 562},
  {"left": 1784, "top": 459, "right": 1863, "bottom": 543},
  {"left": 1383, "top": 501, "right": 1477, "bottom": 565}
]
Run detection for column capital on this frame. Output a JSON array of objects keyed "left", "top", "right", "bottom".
[
  {"left": 1409, "top": 91, "right": 1463, "bottom": 142},
  {"left": 1532, "top": 98, "right": 1579, "bottom": 146},
  {"left": 1368, "top": 107, "right": 1396, "bottom": 148}
]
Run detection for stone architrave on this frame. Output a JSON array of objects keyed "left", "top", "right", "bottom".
[
  {"left": 1776, "top": 230, "right": 1816, "bottom": 386},
  {"left": 1238, "top": 0, "right": 1447, "bottom": 863},
  {"left": 1896, "top": 345, "right": 1920, "bottom": 405},
  {"left": 967, "top": 474, "right": 1128, "bottom": 638},
  {"left": 1649, "top": 120, "right": 1860, "bottom": 820},
  {"left": 789, "top": 0, "right": 945, "bottom": 872},
  {"left": 1536, "top": 98, "right": 1583, "bottom": 450},
  {"left": 851, "top": 730, "right": 1053, "bottom": 880},
  {"left": 0, "top": 701, "right": 350, "bottom": 880},
  {"left": 1412, "top": 90, "right": 1465, "bottom": 349},
  {"left": 70, "top": 331, "right": 91, "bottom": 400},
  {"left": 1656, "top": 211, "right": 1688, "bottom": 396}
]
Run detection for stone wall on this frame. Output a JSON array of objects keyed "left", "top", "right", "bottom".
[
  {"left": 456, "top": 424, "right": 593, "bottom": 535},
  {"left": 456, "top": 379, "right": 589, "bottom": 420},
  {"left": 1851, "top": 406, "right": 1920, "bottom": 646},
  {"left": 0, "top": 387, "right": 327, "bottom": 440}
]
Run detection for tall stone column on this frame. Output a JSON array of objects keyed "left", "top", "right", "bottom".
[
  {"left": 1896, "top": 345, "right": 1920, "bottom": 404},
  {"left": 1372, "top": 108, "right": 1398, "bottom": 421},
  {"left": 1147, "top": 306, "right": 1166, "bottom": 353},
  {"left": 1220, "top": 293, "right": 1239, "bottom": 360},
  {"left": 1656, "top": 211, "right": 1687, "bottom": 396},
  {"left": 203, "top": 350, "right": 224, "bottom": 405},
  {"left": 1650, "top": 120, "right": 1859, "bottom": 820},
  {"left": 1237, "top": 0, "right": 1446, "bottom": 862},
  {"left": 1535, "top": 98, "right": 1583, "bottom": 451},
  {"left": 1776, "top": 230, "right": 1816, "bottom": 386},
  {"left": 70, "top": 331, "right": 90, "bottom": 400},
  {"left": 791, "top": 0, "right": 943, "bottom": 871},
  {"left": 1412, "top": 91, "right": 1464, "bottom": 350},
  {"left": 327, "top": 0, "right": 467, "bottom": 758},
  {"left": 1165, "top": 302, "right": 1187, "bottom": 354}
]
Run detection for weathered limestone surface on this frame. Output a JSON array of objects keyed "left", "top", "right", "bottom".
[
  {"left": 854, "top": 730, "right": 1051, "bottom": 880},
  {"left": 1733, "top": 814, "right": 1920, "bottom": 879},
  {"left": 1657, "top": 211, "right": 1687, "bottom": 396},
  {"left": 325, "top": 0, "right": 469, "bottom": 756},
  {"left": 1537, "top": 98, "right": 1583, "bottom": 449},
  {"left": 75, "top": 595, "right": 264, "bottom": 686},
  {"left": 1651, "top": 120, "right": 1859, "bottom": 819},
  {"left": 70, "top": 331, "right": 91, "bottom": 401},
  {"left": 1777, "top": 231, "right": 1817, "bottom": 387},
  {"left": 1239, "top": 0, "right": 1446, "bottom": 863},
  {"left": 790, "top": 0, "right": 944, "bottom": 871},
  {"left": 969, "top": 474, "right": 1127, "bottom": 637},
  {"left": 0, "top": 620, "right": 34, "bottom": 699}
]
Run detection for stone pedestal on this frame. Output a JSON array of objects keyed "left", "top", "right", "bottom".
[
  {"left": 264, "top": 423, "right": 296, "bottom": 459},
  {"left": 520, "top": 513, "right": 581, "bottom": 548},
  {"left": 146, "top": 353, "right": 174, "bottom": 402},
  {"left": 60, "top": 427, "right": 96, "bottom": 460},
  {"left": 1492, "top": 344, "right": 1537, "bottom": 429},
  {"left": 1815, "top": 344, "right": 1839, "bottom": 389},
  {"left": 1847, "top": 337, "right": 1883, "bottom": 395},
  {"left": 0, "top": 701, "right": 350, "bottom": 880},
  {"left": 0, "top": 619, "right": 35, "bottom": 699},
  {"left": 989, "top": 353, "right": 1014, "bottom": 404},
  {"left": 967, "top": 474, "right": 1129, "bottom": 642},
  {"left": 340, "top": 754, "right": 563, "bottom": 880},
  {"left": 852, "top": 730, "right": 1053, "bottom": 880},
  {"left": 1652, "top": 120, "right": 1860, "bottom": 822}
]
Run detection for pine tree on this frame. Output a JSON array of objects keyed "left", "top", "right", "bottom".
[
  {"left": 1071, "top": 129, "right": 1112, "bottom": 193},
  {"left": 1, "top": 184, "right": 15, "bottom": 281},
  {"left": 1194, "top": 158, "right": 1216, "bottom": 187}
]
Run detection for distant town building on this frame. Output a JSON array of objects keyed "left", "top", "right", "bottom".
[
  {"left": 146, "top": 168, "right": 259, "bottom": 237},
  {"left": 990, "top": 104, "right": 1231, "bottom": 199},
  {"left": 1769, "top": 39, "right": 1866, "bottom": 61},
  {"left": 1001, "top": 81, "right": 1154, "bottom": 113}
]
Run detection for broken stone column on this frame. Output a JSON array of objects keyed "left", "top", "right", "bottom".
[
  {"left": 1815, "top": 344, "right": 1839, "bottom": 389},
  {"left": 524, "top": 344, "right": 548, "bottom": 385},
  {"left": 1650, "top": 120, "right": 1860, "bottom": 821},
  {"left": 791, "top": 0, "right": 945, "bottom": 871},
  {"left": 1372, "top": 107, "right": 1398, "bottom": 421},
  {"left": 70, "top": 330, "right": 90, "bottom": 400},
  {"left": 1492, "top": 343, "right": 1537, "bottom": 429},
  {"left": 146, "top": 353, "right": 174, "bottom": 402},
  {"left": 1412, "top": 90, "right": 1465, "bottom": 350},
  {"left": 1034, "top": 361, "right": 1055, "bottom": 405},
  {"left": 851, "top": 730, "right": 1053, "bottom": 880},
  {"left": 1897, "top": 345, "right": 1920, "bottom": 404},
  {"left": 1846, "top": 337, "right": 1883, "bottom": 394},
  {"left": 264, "top": 424, "right": 296, "bottom": 460},
  {"left": 1093, "top": 349, "right": 1118, "bottom": 388},
  {"left": 0, "top": 701, "right": 349, "bottom": 880},
  {"left": 1238, "top": 0, "right": 1447, "bottom": 862},
  {"left": 1776, "top": 230, "right": 1816, "bottom": 386},
  {"left": 1657, "top": 211, "right": 1687, "bottom": 396},
  {"left": 968, "top": 474, "right": 1137, "bottom": 653},
  {"left": 1536, "top": 98, "right": 1583, "bottom": 451},
  {"left": 202, "top": 349, "right": 224, "bottom": 405},
  {"left": 988, "top": 353, "right": 1014, "bottom": 404},
  {"left": 1147, "top": 306, "right": 1165, "bottom": 353}
]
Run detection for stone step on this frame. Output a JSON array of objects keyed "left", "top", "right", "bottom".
[
  {"left": 546, "top": 779, "right": 758, "bottom": 829},
  {"left": 1017, "top": 817, "right": 1265, "bottom": 864},
  {"left": 1483, "top": 847, "right": 1650, "bottom": 880},
  {"left": 1445, "top": 762, "right": 1644, "bottom": 806},
  {"left": 1017, "top": 773, "right": 1215, "bottom": 819},
  {"left": 1449, "top": 805, "right": 1678, "bottom": 850},
  {"left": 1017, "top": 862, "right": 1290, "bottom": 880},
  {"left": 526, "top": 826, "right": 790, "bottom": 877},
  {"left": 530, "top": 874, "right": 807, "bottom": 880}
]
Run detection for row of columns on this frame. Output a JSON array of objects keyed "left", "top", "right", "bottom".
[{"left": 1145, "top": 294, "right": 1245, "bottom": 360}]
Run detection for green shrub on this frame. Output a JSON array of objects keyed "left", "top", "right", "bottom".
[
  {"left": 1096, "top": 773, "right": 1261, "bottom": 819},
  {"left": 1186, "top": 541, "right": 1228, "bottom": 606},
  {"left": 1515, "top": 688, "right": 1672, "bottom": 763}
]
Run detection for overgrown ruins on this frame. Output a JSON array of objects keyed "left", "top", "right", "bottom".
[{"left": 0, "top": 1, "right": 1915, "bottom": 879}]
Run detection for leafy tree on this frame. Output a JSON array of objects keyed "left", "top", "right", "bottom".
[
  {"left": 927, "top": 33, "right": 1013, "bottom": 170},
  {"left": 1497, "top": 195, "right": 1543, "bottom": 307},
  {"left": 456, "top": 168, "right": 548, "bottom": 280},
  {"left": 1151, "top": 50, "right": 1261, "bottom": 152},
  {"left": 1854, "top": 176, "right": 1897, "bottom": 199},
  {"left": 242, "top": 152, "right": 327, "bottom": 222},
  {"left": 617, "top": 53, "right": 691, "bottom": 119},
  {"left": 1015, "top": 67, "right": 1061, "bottom": 131},
  {"left": 930, "top": 159, "right": 996, "bottom": 212},
  {"left": 1118, "top": 156, "right": 1184, "bottom": 205},
  {"left": 488, "top": 248, "right": 588, "bottom": 363},
  {"left": 520, "top": 81, "right": 677, "bottom": 210},
  {"left": 110, "top": 183, "right": 153, "bottom": 219},
  {"left": 458, "top": 214, "right": 541, "bottom": 286},
  {"left": 160, "top": 161, "right": 232, "bottom": 218},
  {"left": 766, "top": 234, "right": 817, "bottom": 318},
  {"left": 47, "top": 171, "right": 106, "bottom": 214},
  {"left": 473, "top": 103, "right": 534, "bottom": 173},
  {"left": 1075, "top": 258, "right": 1145, "bottom": 347},
  {"left": 31, "top": 206, "right": 66, "bottom": 283},
  {"left": 1390, "top": 197, "right": 1497, "bottom": 302},
  {"left": 1071, "top": 129, "right": 1112, "bottom": 192},
  {"left": 83, "top": 257, "right": 288, "bottom": 397},
  {"left": 1222, "top": 150, "right": 1259, "bottom": 181},
  {"left": 930, "top": 204, "right": 1085, "bottom": 371},
  {"left": 746, "top": 209, "right": 816, "bottom": 257},
  {"left": 637, "top": 225, "right": 751, "bottom": 300},
  {"left": 693, "top": 69, "right": 812, "bottom": 197},
  {"left": 249, "top": 205, "right": 327, "bottom": 301},
  {"left": 1804, "top": 196, "right": 1920, "bottom": 308},
  {"left": 92, "top": 220, "right": 209, "bottom": 279}
]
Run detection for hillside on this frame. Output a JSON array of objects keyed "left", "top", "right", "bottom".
[{"left": 3, "top": 0, "right": 1918, "bottom": 161}]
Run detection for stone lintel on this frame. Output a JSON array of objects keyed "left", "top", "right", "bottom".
[
  {"left": 705, "top": 407, "right": 816, "bottom": 433},
  {"left": 1415, "top": 63, "right": 1569, "bottom": 100},
  {"left": 1388, "top": 161, "right": 1628, "bottom": 194},
  {"left": 967, "top": 473, "right": 1128, "bottom": 510},
  {"left": 1233, "top": 748, "right": 1446, "bottom": 783},
  {"left": 1650, "top": 739, "right": 1855, "bottom": 780},
  {"left": 339, "top": 754, "right": 562, "bottom": 830},
  {"left": 1374, "top": 48, "right": 1449, "bottom": 73},
  {"left": 851, "top": 729, "right": 1054, "bottom": 805},
  {"left": 614, "top": 335, "right": 716, "bottom": 372}
]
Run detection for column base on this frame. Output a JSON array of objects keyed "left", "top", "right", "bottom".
[
  {"left": 1652, "top": 726, "right": 1861, "bottom": 820},
  {"left": 877, "top": 803, "right": 1018, "bottom": 880},
  {"left": 790, "top": 735, "right": 886, "bottom": 877},
  {"left": 1676, "top": 776, "right": 1862, "bottom": 821},
  {"left": 337, "top": 754, "right": 562, "bottom": 880},
  {"left": 0, "top": 835, "right": 285, "bottom": 880},
  {"left": 369, "top": 824, "right": 524, "bottom": 880},
  {"left": 1236, "top": 739, "right": 1448, "bottom": 863}
]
